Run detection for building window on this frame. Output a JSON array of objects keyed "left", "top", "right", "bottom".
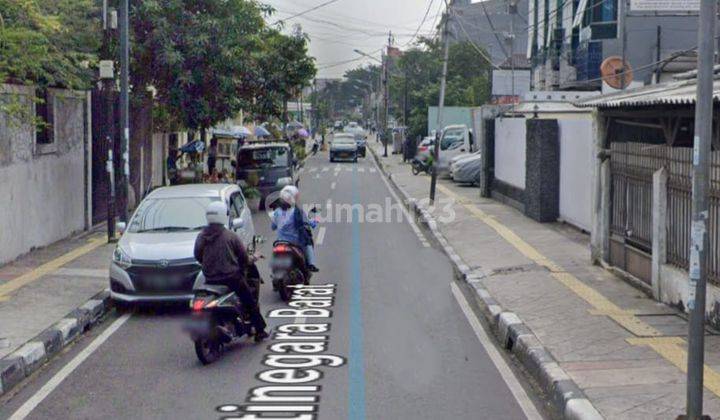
[{"left": 35, "top": 90, "right": 54, "bottom": 146}]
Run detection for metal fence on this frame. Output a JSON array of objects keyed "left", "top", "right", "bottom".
[
  {"left": 666, "top": 147, "right": 720, "bottom": 283},
  {"left": 612, "top": 142, "right": 720, "bottom": 284},
  {"left": 610, "top": 142, "right": 667, "bottom": 251}
]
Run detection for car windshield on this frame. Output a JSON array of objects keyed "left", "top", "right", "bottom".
[
  {"left": 441, "top": 128, "right": 465, "bottom": 150},
  {"left": 334, "top": 136, "right": 355, "bottom": 144},
  {"left": 127, "top": 197, "right": 219, "bottom": 233},
  {"left": 238, "top": 147, "right": 289, "bottom": 169}
]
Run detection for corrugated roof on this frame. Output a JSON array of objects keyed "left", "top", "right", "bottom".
[{"left": 575, "top": 78, "right": 720, "bottom": 108}]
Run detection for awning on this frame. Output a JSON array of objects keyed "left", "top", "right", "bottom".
[{"left": 575, "top": 78, "right": 720, "bottom": 108}]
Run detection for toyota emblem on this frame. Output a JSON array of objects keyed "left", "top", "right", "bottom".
[{"left": 158, "top": 259, "right": 169, "bottom": 268}]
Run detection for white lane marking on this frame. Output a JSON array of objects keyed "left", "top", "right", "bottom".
[
  {"left": 315, "top": 174, "right": 320, "bottom": 179},
  {"left": 331, "top": 182, "right": 337, "bottom": 190},
  {"left": 370, "top": 168, "right": 377, "bottom": 173},
  {"left": 333, "top": 171, "right": 339, "bottom": 177},
  {"left": 345, "top": 167, "right": 353, "bottom": 172},
  {"left": 371, "top": 157, "right": 429, "bottom": 247},
  {"left": 316, "top": 226, "right": 327, "bottom": 246},
  {"left": 309, "top": 167, "right": 318, "bottom": 173},
  {"left": 450, "top": 283, "right": 543, "bottom": 420},
  {"left": 322, "top": 167, "right": 329, "bottom": 172},
  {"left": 9, "top": 314, "right": 133, "bottom": 420},
  {"left": 358, "top": 167, "right": 365, "bottom": 173}
]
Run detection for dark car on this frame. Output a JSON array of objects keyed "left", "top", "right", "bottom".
[{"left": 235, "top": 142, "right": 299, "bottom": 208}]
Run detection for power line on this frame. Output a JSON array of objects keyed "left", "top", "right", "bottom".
[
  {"left": 273, "top": 0, "right": 343, "bottom": 24},
  {"left": 479, "top": 0, "right": 509, "bottom": 59},
  {"left": 402, "top": 0, "right": 436, "bottom": 47},
  {"left": 450, "top": 8, "right": 500, "bottom": 69}
]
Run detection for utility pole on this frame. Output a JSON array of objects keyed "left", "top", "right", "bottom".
[
  {"left": 100, "top": 1, "right": 116, "bottom": 241},
  {"left": 382, "top": 31, "right": 392, "bottom": 157},
  {"left": 429, "top": 1, "right": 451, "bottom": 205},
  {"left": 119, "top": 0, "right": 130, "bottom": 223},
  {"left": 619, "top": 0, "right": 628, "bottom": 89},
  {"left": 686, "top": 0, "right": 716, "bottom": 418}
]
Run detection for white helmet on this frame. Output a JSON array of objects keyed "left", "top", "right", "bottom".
[
  {"left": 280, "top": 185, "right": 299, "bottom": 206},
  {"left": 206, "top": 201, "right": 229, "bottom": 225}
]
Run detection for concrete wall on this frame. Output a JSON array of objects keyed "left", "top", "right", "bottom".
[
  {"left": 0, "top": 85, "right": 90, "bottom": 265},
  {"left": 558, "top": 119, "right": 593, "bottom": 231},
  {"left": 494, "top": 117, "right": 527, "bottom": 189}
]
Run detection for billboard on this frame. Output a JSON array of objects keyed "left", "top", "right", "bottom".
[{"left": 629, "top": 0, "right": 699, "bottom": 11}]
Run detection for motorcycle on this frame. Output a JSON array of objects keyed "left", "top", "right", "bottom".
[
  {"left": 411, "top": 156, "right": 432, "bottom": 176},
  {"left": 270, "top": 207, "right": 318, "bottom": 302},
  {"left": 184, "top": 236, "right": 264, "bottom": 365}
]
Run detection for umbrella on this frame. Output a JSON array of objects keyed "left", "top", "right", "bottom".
[
  {"left": 297, "top": 128, "right": 310, "bottom": 138},
  {"left": 255, "top": 126, "right": 271, "bottom": 137},
  {"left": 287, "top": 121, "right": 304, "bottom": 130},
  {"left": 180, "top": 140, "right": 205, "bottom": 154},
  {"left": 233, "top": 126, "right": 252, "bottom": 137}
]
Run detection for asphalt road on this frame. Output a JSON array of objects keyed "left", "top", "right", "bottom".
[{"left": 0, "top": 150, "right": 546, "bottom": 420}]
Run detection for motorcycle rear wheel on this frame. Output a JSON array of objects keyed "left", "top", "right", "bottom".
[
  {"left": 195, "top": 338, "right": 222, "bottom": 365},
  {"left": 412, "top": 165, "right": 421, "bottom": 176}
]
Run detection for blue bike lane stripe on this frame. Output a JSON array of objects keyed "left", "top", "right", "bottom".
[{"left": 349, "top": 165, "right": 366, "bottom": 420}]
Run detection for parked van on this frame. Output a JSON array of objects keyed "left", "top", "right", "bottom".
[{"left": 436, "top": 124, "right": 473, "bottom": 176}]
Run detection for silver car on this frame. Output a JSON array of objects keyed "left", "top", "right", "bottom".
[
  {"left": 330, "top": 134, "right": 359, "bottom": 162},
  {"left": 110, "top": 184, "right": 255, "bottom": 304}
]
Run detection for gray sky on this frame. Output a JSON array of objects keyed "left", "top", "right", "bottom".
[{"left": 263, "top": 0, "right": 446, "bottom": 79}]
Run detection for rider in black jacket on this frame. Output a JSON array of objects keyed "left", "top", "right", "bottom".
[{"left": 194, "top": 201, "right": 268, "bottom": 342}]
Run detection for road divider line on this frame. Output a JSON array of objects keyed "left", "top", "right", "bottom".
[
  {"left": 349, "top": 166, "right": 366, "bottom": 420},
  {"left": 316, "top": 226, "right": 327, "bottom": 246},
  {"left": 0, "top": 236, "right": 107, "bottom": 301},
  {"left": 331, "top": 182, "right": 337, "bottom": 190},
  {"left": 451, "top": 283, "right": 543, "bottom": 420},
  {"left": 8, "top": 314, "right": 132, "bottom": 420}
]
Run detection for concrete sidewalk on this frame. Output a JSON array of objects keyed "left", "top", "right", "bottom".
[
  {"left": 374, "top": 145, "right": 720, "bottom": 419},
  {"left": 0, "top": 228, "right": 114, "bottom": 395}
]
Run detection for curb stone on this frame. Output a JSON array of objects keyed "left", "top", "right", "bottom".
[
  {"left": 369, "top": 147, "right": 605, "bottom": 420},
  {"left": 0, "top": 289, "right": 112, "bottom": 397}
]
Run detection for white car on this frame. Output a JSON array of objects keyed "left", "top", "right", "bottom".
[
  {"left": 451, "top": 153, "right": 483, "bottom": 184},
  {"left": 110, "top": 184, "right": 255, "bottom": 304}
]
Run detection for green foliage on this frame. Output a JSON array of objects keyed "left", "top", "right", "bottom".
[
  {"left": 132, "top": 0, "right": 267, "bottom": 131},
  {"left": 0, "top": 0, "right": 100, "bottom": 89},
  {"left": 252, "top": 28, "right": 316, "bottom": 121},
  {"left": 390, "top": 40, "right": 492, "bottom": 140}
]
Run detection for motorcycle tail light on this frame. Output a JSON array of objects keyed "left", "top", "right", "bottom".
[
  {"left": 192, "top": 299, "right": 205, "bottom": 311},
  {"left": 274, "top": 244, "right": 291, "bottom": 253}
]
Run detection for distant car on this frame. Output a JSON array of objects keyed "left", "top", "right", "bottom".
[
  {"left": 110, "top": 184, "right": 255, "bottom": 305},
  {"left": 235, "top": 142, "right": 298, "bottom": 209},
  {"left": 330, "top": 134, "right": 359, "bottom": 162},
  {"left": 334, "top": 121, "right": 344, "bottom": 131},
  {"left": 451, "top": 154, "right": 482, "bottom": 184},
  {"left": 344, "top": 126, "right": 367, "bottom": 157}
]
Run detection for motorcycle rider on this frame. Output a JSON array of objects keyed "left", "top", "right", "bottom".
[
  {"left": 194, "top": 201, "right": 268, "bottom": 342},
  {"left": 271, "top": 186, "right": 319, "bottom": 272}
]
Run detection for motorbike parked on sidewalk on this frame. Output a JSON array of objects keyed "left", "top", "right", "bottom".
[
  {"left": 411, "top": 156, "right": 432, "bottom": 176},
  {"left": 184, "top": 236, "right": 264, "bottom": 365}
]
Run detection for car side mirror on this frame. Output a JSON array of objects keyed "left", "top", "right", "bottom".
[
  {"left": 231, "top": 218, "right": 244, "bottom": 230},
  {"left": 116, "top": 222, "right": 127, "bottom": 235}
]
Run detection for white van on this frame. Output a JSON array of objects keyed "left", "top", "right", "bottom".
[{"left": 436, "top": 124, "right": 474, "bottom": 176}]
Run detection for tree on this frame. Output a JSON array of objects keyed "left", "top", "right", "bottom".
[
  {"left": 392, "top": 39, "right": 491, "bottom": 140},
  {"left": 0, "top": 0, "right": 100, "bottom": 89},
  {"left": 131, "top": 0, "right": 269, "bottom": 134},
  {"left": 252, "top": 28, "right": 316, "bottom": 122}
]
